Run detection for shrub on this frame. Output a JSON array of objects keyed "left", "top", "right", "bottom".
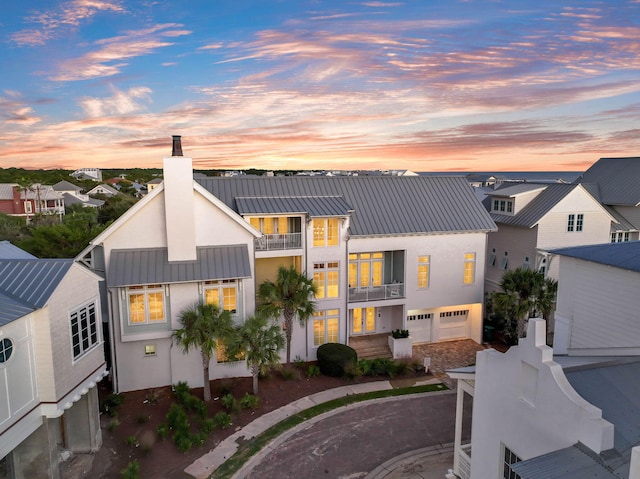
[
  {"left": 306, "top": 364, "right": 320, "bottom": 378},
  {"left": 221, "top": 393, "right": 237, "bottom": 411},
  {"left": 293, "top": 356, "right": 306, "bottom": 369},
  {"left": 391, "top": 359, "right": 411, "bottom": 376},
  {"left": 173, "top": 431, "right": 193, "bottom": 453},
  {"left": 201, "top": 418, "right": 216, "bottom": 434},
  {"left": 156, "top": 423, "right": 169, "bottom": 440},
  {"left": 317, "top": 343, "right": 358, "bottom": 377},
  {"left": 240, "top": 393, "right": 259, "bottom": 410},
  {"left": 107, "top": 418, "right": 120, "bottom": 432},
  {"left": 102, "top": 393, "right": 124, "bottom": 417},
  {"left": 279, "top": 366, "right": 298, "bottom": 381},
  {"left": 173, "top": 381, "right": 190, "bottom": 404},
  {"left": 344, "top": 361, "right": 362, "bottom": 381},
  {"left": 213, "top": 411, "right": 232, "bottom": 429},
  {"left": 358, "top": 358, "right": 374, "bottom": 376},
  {"left": 145, "top": 388, "right": 161, "bottom": 404},
  {"left": 371, "top": 358, "right": 395, "bottom": 377},
  {"left": 391, "top": 329, "right": 410, "bottom": 339},
  {"left": 184, "top": 394, "right": 207, "bottom": 419},
  {"left": 166, "top": 404, "right": 190, "bottom": 434},
  {"left": 125, "top": 435, "right": 138, "bottom": 447},
  {"left": 120, "top": 460, "right": 139, "bottom": 479}
]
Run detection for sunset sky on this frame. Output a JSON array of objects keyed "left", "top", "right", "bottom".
[{"left": 2, "top": 0, "right": 640, "bottom": 172}]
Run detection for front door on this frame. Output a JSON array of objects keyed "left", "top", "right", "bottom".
[{"left": 351, "top": 307, "right": 376, "bottom": 335}]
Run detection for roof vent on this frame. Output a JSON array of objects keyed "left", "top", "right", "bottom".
[{"left": 171, "top": 135, "right": 183, "bottom": 157}]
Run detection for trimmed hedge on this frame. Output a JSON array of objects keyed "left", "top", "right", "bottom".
[{"left": 317, "top": 343, "right": 358, "bottom": 377}]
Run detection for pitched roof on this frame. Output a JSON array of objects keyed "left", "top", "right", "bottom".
[
  {"left": 196, "top": 176, "right": 496, "bottom": 236},
  {"left": 62, "top": 193, "right": 104, "bottom": 208},
  {"left": 53, "top": 180, "right": 82, "bottom": 192},
  {"left": 551, "top": 241, "right": 640, "bottom": 273},
  {"left": 577, "top": 157, "right": 640, "bottom": 206},
  {"left": 0, "top": 241, "right": 36, "bottom": 260},
  {"left": 0, "top": 259, "right": 73, "bottom": 325},
  {"left": 491, "top": 183, "right": 546, "bottom": 197},
  {"left": 489, "top": 183, "right": 580, "bottom": 227},
  {"left": 235, "top": 195, "right": 353, "bottom": 217},
  {"left": 107, "top": 245, "right": 251, "bottom": 287},
  {"left": 0, "top": 183, "right": 16, "bottom": 200}
]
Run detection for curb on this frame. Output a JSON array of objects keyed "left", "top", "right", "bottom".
[{"left": 365, "top": 443, "right": 455, "bottom": 479}]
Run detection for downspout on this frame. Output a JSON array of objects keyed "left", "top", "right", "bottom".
[
  {"left": 107, "top": 290, "right": 118, "bottom": 393},
  {"left": 304, "top": 214, "right": 309, "bottom": 359},
  {"left": 345, "top": 229, "right": 350, "bottom": 346}
]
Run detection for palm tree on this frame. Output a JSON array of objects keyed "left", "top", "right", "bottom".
[
  {"left": 173, "top": 301, "right": 234, "bottom": 401},
  {"left": 233, "top": 313, "right": 285, "bottom": 395},
  {"left": 257, "top": 265, "right": 317, "bottom": 364}
]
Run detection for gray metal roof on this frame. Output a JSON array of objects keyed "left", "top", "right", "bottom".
[
  {"left": 0, "top": 183, "right": 16, "bottom": 200},
  {"left": 0, "top": 259, "right": 73, "bottom": 325},
  {"left": 577, "top": 157, "right": 640, "bottom": 206},
  {"left": 490, "top": 184, "right": 580, "bottom": 228},
  {"left": 196, "top": 176, "right": 496, "bottom": 236},
  {"left": 62, "top": 193, "right": 105, "bottom": 208},
  {"left": 0, "top": 241, "right": 36, "bottom": 260},
  {"left": 108, "top": 245, "right": 251, "bottom": 287},
  {"left": 491, "top": 183, "right": 546, "bottom": 197},
  {"left": 235, "top": 195, "right": 353, "bottom": 217},
  {"left": 551, "top": 241, "right": 640, "bottom": 273},
  {"left": 53, "top": 180, "right": 82, "bottom": 192}
]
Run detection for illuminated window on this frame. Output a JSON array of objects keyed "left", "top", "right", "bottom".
[
  {"left": 216, "top": 339, "right": 244, "bottom": 363},
  {"left": 463, "top": 253, "right": 476, "bottom": 284},
  {"left": 145, "top": 344, "right": 156, "bottom": 356},
  {"left": 349, "top": 252, "right": 383, "bottom": 288},
  {"left": 127, "top": 285, "right": 165, "bottom": 325},
  {"left": 313, "top": 218, "right": 340, "bottom": 247},
  {"left": 313, "top": 309, "right": 339, "bottom": 346},
  {"left": 418, "top": 255, "right": 430, "bottom": 289},
  {"left": 70, "top": 302, "right": 99, "bottom": 359},
  {"left": 204, "top": 280, "right": 238, "bottom": 314},
  {"left": 313, "top": 262, "right": 339, "bottom": 299}
]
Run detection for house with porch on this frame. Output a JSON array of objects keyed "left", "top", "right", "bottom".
[
  {"left": 0, "top": 183, "right": 65, "bottom": 222},
  {"left": 77, "top": 136, "right": 496, "bottom": 393},
  {"left": 0, "top": 245, "right": 107, "bottom": 479},
  {"left": 448, "top": 241, "right": 640, "bottom": 479}
]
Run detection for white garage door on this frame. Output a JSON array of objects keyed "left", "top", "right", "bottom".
[
  {"left": 406, "top": 312, "right": 432, "bottom": 343},
  {"left": 439, "top": 309, "right": 468, "bottom": 340}
]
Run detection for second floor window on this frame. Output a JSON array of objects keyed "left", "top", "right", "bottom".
[
  {"left": 567, "top": 213, "right": 583, "bottom": 232},
  {"left": 204, "top": 280, "right": 238, "bottom": 314},
  {"left": 313, "top": 218, "right": 339, "bottom": 247},
  {"left": 463, "top": 253, "right": 476, "bottom": 284},
  {"left": 313, "top": 309, "right": 339, "bottom": 346},
  {"left": 314, "top": 262, "right": 339, "bottom": 299},
  {"left": 417, "top": 255, "right": 430, "bottom": 289},
  {"left": 70, "top": 302, "right": 99, "bottom": 360},
  {"left": 128, "top": 285, "right": 165, "bottom": 325}
]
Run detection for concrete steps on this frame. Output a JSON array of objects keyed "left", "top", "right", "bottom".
[{"left": 349, "top": 334, "right": 393, "bottom": 359}]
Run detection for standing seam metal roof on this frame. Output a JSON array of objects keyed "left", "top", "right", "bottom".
[
  {"left": 235, "top": 195, "right": 353, "bottom": 217},
  {"left": 196, "top": 176, "right": 496, "bottom": 236},
  {"left": 576, "top": 157, "right": 640, "bottom": 206},
  {"left": 550, "top": 241, "right": 640, "bottom": 273}
]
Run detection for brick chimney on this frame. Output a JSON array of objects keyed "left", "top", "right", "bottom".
[{"left": 163, "top": 135, "right": 197, "bottom": 262}]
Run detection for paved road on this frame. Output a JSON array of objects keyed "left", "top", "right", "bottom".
[{"left": 245, "top": 391, "right": 462, "bottom": 479}]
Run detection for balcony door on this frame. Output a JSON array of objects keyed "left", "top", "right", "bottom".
[
  {"left": 349, "top": 252, "right": 383, "bottom": 289},
  {"left": 351, "top": 307, "right": 376, "bottom": 335}
]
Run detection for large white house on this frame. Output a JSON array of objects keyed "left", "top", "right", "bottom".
[
  {"left": 448, "top": 241, "right": 640, "bottom": 479},
  {"left": 76, "top": 136, "right": 496, "bottom": 393},
  {"left": 0, "top": 243, "right": 107, "bottom": 479}
]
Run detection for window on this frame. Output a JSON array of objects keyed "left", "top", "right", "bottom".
[
  {"left": 440, "top": 309, "right": 468, "bottom": 318},
  {"left": 216, "top": 339, "right": 243, "bottom": 363},
  {"left": 24, "top": 201, "right": 32, "bottom": 214},
  {"left": 349, "top": 252, "right": 384, "bottom": 288},
  {"left": 313, "top": 262, "right": 339, "bottom": 299},
  {"left": 538, "top": 257, "right": 547, "bottom": 276},
  {"left": 522, "top": 256, "right": 530, "bottom": 270},
  {"left": 463, "top": 253, "right": 475, "bottom": 284},
  {"left": 127, "top": 285, "right": 165, "bottom": 325},
  {"left": 0, "top": 338, "right": 13, "bottom": 363},
  {"left": 313, "top": 218, "right": 339, "bottom": 247},
  {"left": 313, "top": 309, "right": 339, "bottom": 346},
  {"left": 488, "top": 248, "right": 496, "bottom": 267},
  {"left": 249, "top": 216, "right": 290, "bottom": 234},
  {"left": 417, "top": 255, "right": 430, "bottom": 289},
  {"left": 145, "top": 344, "right": 156, "bottom": 356},
  {"left": 407, "top": 313, "right": 432, "bottom": 321},
  {"left": 204, "top": 280, "right": 238, "bottom": 314},
  {"left": 500, "top": 200, "right": 506, "bottom": 212},
  {"left": 576, "top": 213, "right": 583, "bottom": 232},
  {"left": 506, "top": 201, "right": 513, "bottom": 213},
  {"left": 70, "top": 302, "right": 99, "bottom": 359},
  {"left": 493, "top": 199, "right": 499, "bottom": 211},
  {"left": 612, "top": 231, "right": 631, "bottom": 243},
  {"left": 501, "top": 252, "right": 509, "bottom": 270},
  {"left": 502, "top": 444, "right": 522, "bottom": 479},
  {"left": 567, "top": 214, "right": 575, "bottom": 232}
]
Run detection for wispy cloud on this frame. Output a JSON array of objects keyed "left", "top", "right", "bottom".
[
  {"left": 11, "top": 0, "right": 125, "bottom": 46},
  {"left": 0, "top": 91, "right": 43, "bottom": 126},
  {"left": 79, "top": 86, "right": 152, "bottom": 117}
]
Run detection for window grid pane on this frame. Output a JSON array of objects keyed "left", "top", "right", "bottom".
[
  {"left": 70, "top": 303, "right": 99, "bottom": 359},
  {"left": 313, "top": 219, "right": 325, "bottom": 246},
  {"left": 464, "top": 253, "right": 476, "bottom": 284},
  {"left": 418, "top": 256, "right": 430, "bottom": 289},
  {"left": 327, "top": 218, "right": 339, "bottom": 246}
]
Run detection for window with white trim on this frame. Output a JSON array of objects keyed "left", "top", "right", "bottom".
[
  {"left": 0, "top": 338, "right": 14, "bottom": 363},
  {"left": 417, "top": 255, "right": 430, "bottom": 289},
  {"left": 204, "top": 280, "right": 238, "bottom": 314},
  {"left": 407, "top": 313, "right": 432, "bottom": 321},
  {"left": 313, "top": 262, "right": 339, "bottom": 299},
  {"left": 611, "top": 231, "right": 631, "bottom": 243},
  {"left": 70, "top": 302, "right": 99, "bottom": 359},
  {"left": 576, "top": 213, "right": 583, "bottom": 231},
  {"left": 538, "top": 257, "right": 547, "bottom": 276},
  {"left": 463, "top": 253, "right": 475, "bottom": 284},
  {"left": 502, "top": 444, "right": 522, "bottom": 479},
  {"left": 488, "top": 248, "right": 496, "bottom": 267},
  {"left": 127, "top": 285, "right": 165, "bottom": 325},
  {"left": 501, "top": 252, "right": 509, "bottom": 270},
  {"left": 313, "top": 218, "right": 339, "bottom": 247},
  {"left": 216, "top": 339, "right": 244, "bottom": 363},
  {"left": 522, "top": 256, "right": 530, "bottom": 270},
  {"left": 313, "top": 309, "right": 339, "bottom": 346},
  {"left": 24, "top": 201, "right": 32, "bottom": 214},
  {"left": 567, "top": 214, "right": 575, "bottom": 232}
]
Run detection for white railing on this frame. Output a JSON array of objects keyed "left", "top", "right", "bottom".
[
  {"left": 457, "top": 443, "right": 472, "bottom": 479},
  {"left": 348, "top": 283, "right": 404, "bottom": 302},
  {"left": 255, "top": 233, "right": 302, "bottom": 251}
]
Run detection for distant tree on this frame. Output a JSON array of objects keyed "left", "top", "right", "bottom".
[
  {"left": 0, "top": 213, "right": 26, "bottom": 242},
  {"left": 173, "top": 302, "right": 235, "bottom": 401},
  {"left": 257, "top": 266, "right": 316, "bottom": 364},
  {"left": 98, "top": 194, "right": 139, "bottom": 224},
  {"left": 231, "top": 313, "right": 284, "bottom": 395}
]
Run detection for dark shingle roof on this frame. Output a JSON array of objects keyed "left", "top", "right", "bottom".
[
  {"left": 196, "top": 176, "right": 496, "bottom": 236},
  {"left": 108, "top": 245, "right": 251, "bottom": 287},
  {"left": 577, "top": 157, "right": 640, "bottom": 206},
  {"left": 551, "top": 241, "right": 640, "bottom": 273}
]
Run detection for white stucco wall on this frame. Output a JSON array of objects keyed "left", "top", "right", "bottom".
[{"left": 470, "top": 319, "right": 614, "bottom": 479}]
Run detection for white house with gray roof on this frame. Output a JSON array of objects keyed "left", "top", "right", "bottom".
[
  {"left": 0, "top": 247, "right": 107, "bottom": 478},
  {"left": 448, "top": 241, "right": 640, "bottom": 479},
  {"left": 77, "top": 136, "right": 496, "bottom": 393}
]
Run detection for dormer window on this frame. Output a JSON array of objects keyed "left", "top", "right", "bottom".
[{"left": 492, "top": 198, "right": 513, "bottom": 214}]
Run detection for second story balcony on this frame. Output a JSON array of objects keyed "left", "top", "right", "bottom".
[
  {"left": 348, "top": 282, "right": 404, "bottom": 302},
  {"left": 255, "top": 232, "right": 302, "bottom": 251}
]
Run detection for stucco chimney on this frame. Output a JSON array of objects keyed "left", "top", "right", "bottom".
[{"left": 163, "top": 135, "right": 197, "bottom": 262}]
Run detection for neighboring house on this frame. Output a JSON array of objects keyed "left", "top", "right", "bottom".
[
  {"left": 0, "top": 246, "right": 107, "bottom": 478},
  {"left": 77, "top": 136, "right": 496, "bottom": 393},
  {"left": 146, "top": 178, "right": 163, "bottom": 191},
  {"left": 70, "top": 168, "right": 102, "bottom": 182},
  {"left": 448, "top": 241, "right": 640, "bottom": 479},
  {"left": 53, "top": 180, "right": 104, "bottom": 209},
  {"left": 86, "top": 184, "right": 118, "bottom": 197},
  {"left": 484, "top": 183, "right": 616, "bottom": 292},
  {"left": 0, "top": 183, "right": 65, "bottom": 221},
  {"left": 575, "top": 157, "right": 640, "bottom": 243}
]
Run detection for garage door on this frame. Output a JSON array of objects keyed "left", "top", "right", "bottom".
[
  {"left": 439, "top": 309, "right": 468, "bottom": 340},
  {"left": 406, "top": 312, "right": 432, "bottom": 343}
]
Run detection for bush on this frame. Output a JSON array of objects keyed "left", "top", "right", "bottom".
[
  {"left": 221, "top": 393, "right": 238, "bottom": 411},
  {"left": 201, "top": 418, "right": 216, "bottom": 434},
  {"left": 173, "top": 381, "right": 190, "bottom": 404},
  {"left": 240, "top": 393, "right": 259, "bottom": 409},
  {"left": 279, "top": 366, "right": 298, "bottom": 380},
  {"left": 166, "top": 404, "right": 190, "bottom": 434},
  {"left": 156, "top": 423, "right": 169, "bottom": 440},
  {"left": 102, "top": 393, "right": 124, "bottom": 417},
  {"left": 306, "top": 364, "right": 320, "bottom": 378},
  {"left": 317, "top": 343, "right": 358, "bottom": 377},
  {"left": 213, "top": 411, "right": 232, "bottom": 429},
  {"left": 391, "top": 329, "right": 410, "bottom": 339},
  {"left": 344, "top": 361, "right": 362, "bottom": 380},
  {"left": 120, "top": 460, "right": 140, "bottom": 479}
]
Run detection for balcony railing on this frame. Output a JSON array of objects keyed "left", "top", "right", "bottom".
[
  {"left": 255, "top": 233, "right": 302, "bottom": 251},
  {"left": 457, "top": 443, "right": 472, "bottom": 479},
  {"left": 348, "top": 283, "right": 404, "bottom": 302}
]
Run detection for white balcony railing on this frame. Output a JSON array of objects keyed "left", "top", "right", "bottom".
[
  {"left": 457, "top": 443, "right": 472, "bottom": 479},
  {"left": 255, "top": 233, "right": 302, "bottom": 251},
  {"left": 348, "top": 283, "right": 404, "bottom": 302}
]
